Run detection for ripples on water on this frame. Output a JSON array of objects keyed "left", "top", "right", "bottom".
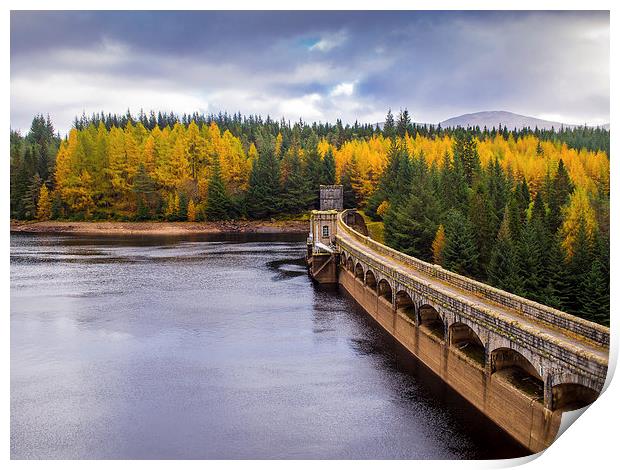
[{"left": 10, "top": 233, "right": 528, "bottom": 459}]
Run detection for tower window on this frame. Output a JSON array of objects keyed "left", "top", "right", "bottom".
[{"left": 322, "top": 225, "right": 329, "bottom": 237}]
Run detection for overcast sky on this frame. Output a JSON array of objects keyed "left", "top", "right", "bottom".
[{"left": 11, "top": 10, "right": 609, "bottom": 134}]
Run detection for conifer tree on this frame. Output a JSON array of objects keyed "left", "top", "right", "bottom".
[
  {"left": 340, "top": 162, "right": 357, "bottom": 209},
  {"left": 547, "top": 159, "right": 575, "bottom": 233},
  {"left": 517, "top": 220, "right": 544, "bottom": 301},
  {"left": 22, "top": 173, "right": 42, "bottom": 220},
  {"left": 51, "top": 191, "right": 63, "bottom": 220},
  {"left": 178, "top": 192, "right": 188, "bottom": 220},
  {"left": 165, "top": 193, "right": 179, "bottom": 221},
  {"left": 487, "top": 210, "right": 524, "bottom": 295},
  {"left": 246, "top": 136, "right": 281, "bottom": 219},
  {"left": 205, "top": 158, "right": 233, "bottom": 221},
  {"left": 487, "top": 157, "right": 509, "bottom": 228},
  {"left": 320, "top": 148, "right": 336, "bottom": 185},
  {"left": 132, "top": 163, "right": 156, "bottom": 220},
  {"left": 302, "top": 133, "right": 322, "bottom": 207},
  {"left": 505, "top": 195, "right": 524, "bottom": 242},
  {"left": 515, "top": 177, "right": 531, "bottom": 214},
  {"left": 383, "top": 190, "right": 438, "bottom": 261},
  {"left": 383, "top": 109, "right": 395, "bottom": 139},
  {"left": 187, "top": 199, "right": 197, "bottom": 222},
  {"left": 438, "top": 150, "right": 469, "bottom": 215},
  {"left": 537, "top": 234, "right": 569, "bottom": 310},
  {"left": 367, "top": 141, "right": 411, "bottom": 218},
  {"left": 36, "top": 184, "right": 51, "bottom": 221},
  {"left": 442, "top": 209, "right": 479, "bottom": 276},
  {"left": 453, "top": 131, "right": 481, "bottom": 186},
  {"left": 432, "top": 224, "right": 446, "bottom": 265},
  {"left": 536, "top": 141, "right": 544, "bottom": 157},
  {"left": 468, "top": 181, "right": 498, "bottom": 269},
  {"left": 396, "top": 109, "right": 411, "bottom": 137},
  {"left": 581, "top": 259, "right": 609, "bottom": 326},
  {"left": 281, "top": 152, "right": 313, "bottom": 214},
  {"left": 564, "top": 219, "right": 594, "bottom": 314}
]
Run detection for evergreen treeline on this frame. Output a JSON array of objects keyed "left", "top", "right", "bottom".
[
  {"left": 70, "top": 109, "right": 610, "bottom": 156},
  {"left": 10, "top": 115, "right": 60, "bottom": 220},
  {"left": 9, "top": 110, "right": 609, "bottom": 325}
]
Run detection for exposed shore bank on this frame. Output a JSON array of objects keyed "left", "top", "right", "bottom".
[{"left": 10, "top": 219, "right": 309, "bottom": 236}]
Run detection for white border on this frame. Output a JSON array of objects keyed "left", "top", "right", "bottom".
[{"left": 3, "top": 2, "right": 616, "bottom": 469}]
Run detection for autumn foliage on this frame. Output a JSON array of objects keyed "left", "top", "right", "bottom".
[{"left": 10, "top": 110, "right": 609, "bottom": 324}]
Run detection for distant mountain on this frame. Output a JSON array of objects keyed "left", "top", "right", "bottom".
[{"left": 439, "top": 111, "right": 606, "bottom": 131}]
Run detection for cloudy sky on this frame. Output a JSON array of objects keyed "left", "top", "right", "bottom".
[{"left": 11, "top": 10, "right": 609, "bottom": 134}]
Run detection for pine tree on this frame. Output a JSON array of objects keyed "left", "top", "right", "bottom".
[
  {"left": 396, "top": 109, "right": 411, "bottom": 137},
  {"left": 438, "top": 149, "right": 469, "bottom": 215},
  {"left": 453, "top": 131, "right": 481, "bottom": 186},
  {"left": 547, "top": 159, "right": 575, "bottom": 234},
  {"left": 383, "top": 190, "right": 439, "bottom": 261},
  {"left": 132, "top": 163, "right": 156, "bottom": 220},
  {"left": 21, "top": 173, "right": 42, "bottom": 220},
  {"left": 442, "top": 209, "right": 479, "bottom": 276},
  {"left": 565, "top": 219, "right": 594, "bottom": 314},
  {"left": 487, "top": 211, "right": 524, "bottom": 295},
  {"left": 517, "top": 220, "right": 544, "bottom": 301},
  {"left": 302, "top": 133, "right": 322, "bottom": 208},
  {"left": 515, "top": 177, "right": 531, "bottom": 214},
  {"left": 281, "top": 152, "right": 313, "bottom": 214},
  {"left": 468, "top": 181, "right": 498, "bottom": 269},
  {"left": 36, "top": 184, "right": 51, "bottom": 220},
  {"left": 320, "top": 148, "right": 336, "bottom": 185},
  {"left": 50, "top": 191, "right": 63, "bottom": 220},
  {"left": 580, "top": 259, "right": 609, "bottom": 326},
  {"left": 178, "top": 192, "right": 188, "bottom": 220},
  {"left": 367, "top": 141, "right": 412, "bottom": 218},
  {"left": 538, "top": 234, "right": 569, "bottom": 310},
  {"left": 536, "top": 140, "right": 544, "bottom": 157},
  {"left": 340, "top": 162, "right": 357, "bottom": 208},
  {"left": 205, "top": 158, "right": 232, "bottom": 220},
  {"left": 487, "top": 157, "right": 509, "bottom": 228},
  {"left": 246, "top": 136, "right": 281, "bottom": 219},
  {"left": 505, "top": 195, "right": 524, "bottom": 242},
  {"left": 383, "top": 109, "right": 395, "bottom": 139}
]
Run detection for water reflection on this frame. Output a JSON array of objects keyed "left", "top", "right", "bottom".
[{"left": 11, "top": 233, "right": 527, "bottom": 459}]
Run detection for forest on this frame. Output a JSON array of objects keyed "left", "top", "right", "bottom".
[{"left": 10, "top": 110, "right": 610, "bottom": 325}]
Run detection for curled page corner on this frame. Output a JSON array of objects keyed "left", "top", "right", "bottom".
[{"left": 556, "top": 406, "right": 589, "bottom": 440}]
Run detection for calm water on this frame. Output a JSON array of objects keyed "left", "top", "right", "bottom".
[{"left": 10, "top": 233, "right": 528, "bottom": 459}]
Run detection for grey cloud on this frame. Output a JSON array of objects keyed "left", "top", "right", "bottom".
[{"left": 10, "top": 11, "right": 609, "bottom": 133}]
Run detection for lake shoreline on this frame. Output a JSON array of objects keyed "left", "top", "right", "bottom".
[{"left": 10, "top": 219, "right": 309, "bottom": 236}]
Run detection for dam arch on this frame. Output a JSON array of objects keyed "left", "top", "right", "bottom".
[
  {"left": 395, "top": 290, "right": 416, "bottom": 322},
  {"left": 365, "top": 270, "right": 377, "bottom": 289},
  {"left": 490, "top": 347, "right": 544, "bottom": 401},
  {"left": 378, "top": 279, "right": 393, "bottom": 304},
  {"left": 419, "top": 304, "right": 445, "bottom": 340},
  {"left": 550, "top": 382, "right": 599, "bottom": 412},
  {"left": 354, "top": 262, "right": 364, "bottom": 280},
  {"left": 449, "top": 322, "right": 485, "bottom": 366}
]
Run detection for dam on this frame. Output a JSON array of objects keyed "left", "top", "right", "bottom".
[{"left": 306, "top": 185, "right": 609, "bottom": 453}]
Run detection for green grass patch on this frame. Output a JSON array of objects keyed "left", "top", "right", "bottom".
[{"left": 358, "top": 211, "right": 385, "bottom": 244}]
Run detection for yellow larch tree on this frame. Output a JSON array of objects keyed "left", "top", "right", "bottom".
[
  {"left": 560, "top": 188, "right": 598, "bottom": 257},
  {"left": 36, "top": 185, "right": 51, "bottom": 220}
]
